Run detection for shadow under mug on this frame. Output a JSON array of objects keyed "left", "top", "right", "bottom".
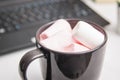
[{"left": 19, "top": 19, "right": 107, "bottom": 80}]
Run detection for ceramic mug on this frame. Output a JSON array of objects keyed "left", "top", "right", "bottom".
[{"left": 19, "top": 19, "right": 107, "bottom": 80}]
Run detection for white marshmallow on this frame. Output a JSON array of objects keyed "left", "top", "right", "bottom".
[
  {"left": 73, "top": 43, "right": 89, "bottom": 52},
  {"left": 72, "top": 21, "right": 104, "bottom": 49},
  {"left": 62, "top": 43, "right": 89, "bottom": 52},
  {"left": 40, "top": 30, "right": 72, "bottom": 51},
  {"left": 40, "top": 19, "right": 72, "bottom": 40}
]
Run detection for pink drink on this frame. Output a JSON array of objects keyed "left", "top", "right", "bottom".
[{"left": 39, "top": 19, "right": 104, "bottom": 53}]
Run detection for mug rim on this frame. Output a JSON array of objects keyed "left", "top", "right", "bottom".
[{"left": 36, "top": 19, "right": 108, "bottom": 55}]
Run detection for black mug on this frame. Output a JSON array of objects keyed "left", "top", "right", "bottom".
[{"left": 19, "top": 19, "right": 107, "bottom": 80}]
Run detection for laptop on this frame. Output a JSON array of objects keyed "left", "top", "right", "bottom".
[{"left": 0, "top": 0, "right": 109, "bottom": 55}]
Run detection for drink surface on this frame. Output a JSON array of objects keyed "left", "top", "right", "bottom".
[{"left": 39, "top": 19, "right": 104, "bottom": 53}]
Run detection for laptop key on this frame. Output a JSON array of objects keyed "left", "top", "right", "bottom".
[
  {"left": 3, "top": 23, "right": 15, "bottom": 32},
  {"left": 0, "top": 27, "right": 6, "bottom": 34},
  {"left": 14, "top": 25, "right": 21, "bottom": 30}
]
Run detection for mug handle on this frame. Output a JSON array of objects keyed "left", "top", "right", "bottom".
[{"left": 19, "top": 48, "right": 45, "bottom": 80}]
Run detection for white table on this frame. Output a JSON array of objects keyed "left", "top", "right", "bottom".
[{"left": 0, "top": 0, "right": 120, "bottom": 80}]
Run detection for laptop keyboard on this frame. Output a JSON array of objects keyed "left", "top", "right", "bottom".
[
  {"left": 0, "top": 0, "right": 109, "bottom": 35},
  {"left": 0, "top": 0, "right": 109, "bottom": 55}
]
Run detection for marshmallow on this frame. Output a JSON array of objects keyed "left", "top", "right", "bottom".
[
  {"left": 40, "top": 20, "right": 104, "bottom": 52},
  {"left": 73, "top": 43, "right": 89, "bottom": 52},
  {"left": 40, "top": 19, "right": 72, "bottom": 40},
  {"left": 40, "top": 30, "right": 73, "bottom": 51},
  {"left": 63, "top": 44, "right": 74, "bottom": 52},
  {"left": 72, "top": 21, "right": 104, "bottom": 49},
  {"left": 62, "top": 43, "right": 89, "bottom": 52}
]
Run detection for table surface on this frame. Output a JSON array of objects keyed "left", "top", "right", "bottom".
[{"left": 0, "top": 0, "right": 120, "bottom": 80}]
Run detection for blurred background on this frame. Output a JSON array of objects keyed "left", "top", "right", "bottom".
[{"left": 0, "top": 0, "right": 120, "bottom": 80}]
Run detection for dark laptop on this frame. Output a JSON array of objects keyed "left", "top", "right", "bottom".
[{"left": 0, "top": 0, "right": 109, "bottom": 55}]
